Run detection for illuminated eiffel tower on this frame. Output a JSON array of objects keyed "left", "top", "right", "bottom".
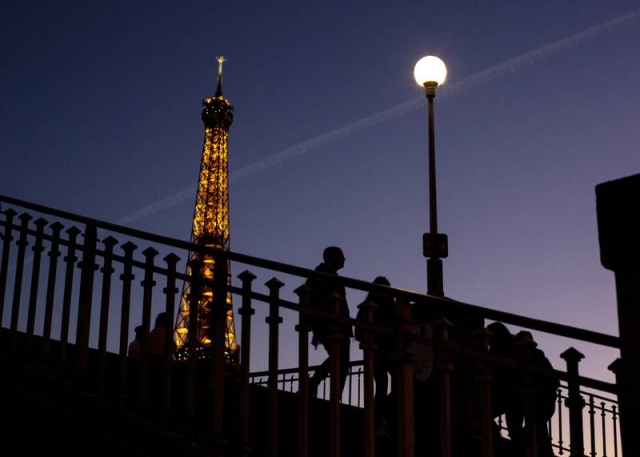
[{"left": 173, "top": 56, "right": 238, "bottom": 362}]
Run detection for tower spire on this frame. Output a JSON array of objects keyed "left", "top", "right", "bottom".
[{"left": 215, "top": 55, "right": 226, "bottom": 96}]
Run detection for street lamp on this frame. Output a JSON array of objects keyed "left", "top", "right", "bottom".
[{"left": 414, "top": 55, "right": 448, "bottom": 298}]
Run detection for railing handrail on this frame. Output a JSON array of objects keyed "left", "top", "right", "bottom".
[
  {"left": 248, "top": 361, "right": 620, "bottom": 405},
  {"left": 0, "top": 194, "right": 620, "bottom": 351},
  {"left": 0, "top": 194, "right": 625, "bottom": 457}
]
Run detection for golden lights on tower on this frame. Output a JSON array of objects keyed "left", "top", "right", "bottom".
[{"left": 173, "top": 56, "right": 238, "bottom": 362}]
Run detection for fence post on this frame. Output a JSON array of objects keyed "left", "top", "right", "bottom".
[
  {"left": 358, "top": 297, "right": 377, "bottom": 457},
  {"left": 266, "top": 277, "right": 284, "bottom": 457},
  {"left": 138, "top": 246, "right": 159, "bottom": 407},
  {"left": 394, "top": 295, "right": 416, "bottom": 457},
  {"left": 42, "top": 221, "right": 63, "bottom": 363},
  {"left": 211, "top": 253, "right": 230, "bottom": 454},
  {"left": 434, "top": 316, "right": 454, "bottom": 457},
  {"left": 10, "top": 213, "right": 31, "bottom": 352},
  {"left": 26, "top": 217, "right": 47, "bottom": 351},
  {"left": 97, "top": 236, "right": 118, "bottom": 391},
  {"left": 60, "top": 226, "right": 81, "bottom": 367},
  {"left": 0, "top": 208, "right": 17, "bottom": 331},
  {"left": 118, "top": 241, "right": 137, "bottom": 406},
  {"left": 238, "top": 270, "right": 256, "bottom": 457},
  {"left": 161, "top": 253, "right": 180, "bottom": 420},
  {"left": 327, "top": 291, "right": 345, "bottom": 457},
  {"left": 75, "top": 222, "right": 98, "bottom": 379},
  {"left": 185, "top": 256, "right": 202, "bottom": 428},
  {"left": 472, "top": 327, "right": 494, "bottom": 457},
  {"left": 294, "top": 283, "right": 311, "bottom": 457},
  {"left": 561, "top": 347, "right": 586, "bottom": 457}
]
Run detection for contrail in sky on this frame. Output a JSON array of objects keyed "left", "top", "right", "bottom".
[{"left": 116, "top": 8, "right": 640, "bottom": 226}]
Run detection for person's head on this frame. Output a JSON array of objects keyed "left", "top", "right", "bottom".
[
  {"left": 155, "top": 312, "right": 169, "bottom": 328},
  {"left": 367, "top": 275, "right": 392, "bottom": 301},
  {"left": 134, "top": 325, "right": 146, "bottom": 340},
  {"left": 487, "top": 321, "right": 514, "bottom": 349},
  {"left": 322, "top": 246, "right": 345, "bottom": 272},
  {"left": 514, "top": 330, "right": 538, "bottom": 348},
  {"left": 373, "top": 276, "right": 390, "bottom": 287}
]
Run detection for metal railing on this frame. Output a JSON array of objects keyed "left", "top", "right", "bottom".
[
  {"left": 251, "top": 362, "right": 622, "bottom": 457},
  {"left": 0, "top": 194, "right": 624, "bottom": 457}
]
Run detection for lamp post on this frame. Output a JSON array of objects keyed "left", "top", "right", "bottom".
[
  {"left": 414, "top": 55, "right": 448, "bottom": 298},
  {"left": 414, "top": 58, "right": 484, "bottom": 455}
]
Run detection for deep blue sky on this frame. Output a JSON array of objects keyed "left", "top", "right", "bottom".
[{"left": 2, "top": 2, "right": 640, "bottom": 382}]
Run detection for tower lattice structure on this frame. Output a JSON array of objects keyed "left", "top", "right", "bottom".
[{"left": 174, "top": 56, "right": 238, "bottom": 362}]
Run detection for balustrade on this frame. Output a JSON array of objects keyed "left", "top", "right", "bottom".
[{"left": 0, "top": 194, "right": 626, "bottom": 457}]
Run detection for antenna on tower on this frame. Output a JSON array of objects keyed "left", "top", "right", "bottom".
[
  {"left": 215, "top": 55, "right": 226, "bottom": 96},
  {"left": 216, "top": 55, "right": 226, "bottom": 74}
]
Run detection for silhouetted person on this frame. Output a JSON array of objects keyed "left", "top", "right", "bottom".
[
  {"left": 511, "top": 330, "right": 559, "bottom": 457},
  {"left": 355, "top": 276, "right": 395, "bottom": 436},
  {"left": 487, "top": 321, "right": 521, "bottom": 449},
  {"left": 306, "top": 246, "right": 353, "bottom": 399},
  {"left": 146, "top": 312, "right": 175, "bottom": 408},
  {"left": 128, "top": 324, "right": 147, "bottom": 359},
  {"left": 127, "top": 324, "right": 148, "bottom": 402},
  {"left": 147, "top": 311, "right": 173, "bottom": 357}
]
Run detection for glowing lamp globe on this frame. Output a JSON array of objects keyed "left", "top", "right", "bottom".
[{"left": 414, "top": 56, "right": 447, "bottom": 87}]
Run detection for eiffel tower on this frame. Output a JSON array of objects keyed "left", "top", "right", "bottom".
[{"left": 173, "top": 56, "right": 238, "bottom": 362}]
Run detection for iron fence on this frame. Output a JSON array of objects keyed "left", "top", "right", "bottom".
[{"left": 0, "top": 194, "right": 624, "bottom": 457}]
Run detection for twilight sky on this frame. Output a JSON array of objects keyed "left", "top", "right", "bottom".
[{"left": 2, "top": 2, "right": 639, "bottom": 383}]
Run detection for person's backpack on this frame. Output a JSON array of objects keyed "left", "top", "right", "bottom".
[
  {"left": 514, "top": 331, "right": 559, "bottom": 419},
  {"left": 533, "top": 348, "right": 560, "bottom": 418}
]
